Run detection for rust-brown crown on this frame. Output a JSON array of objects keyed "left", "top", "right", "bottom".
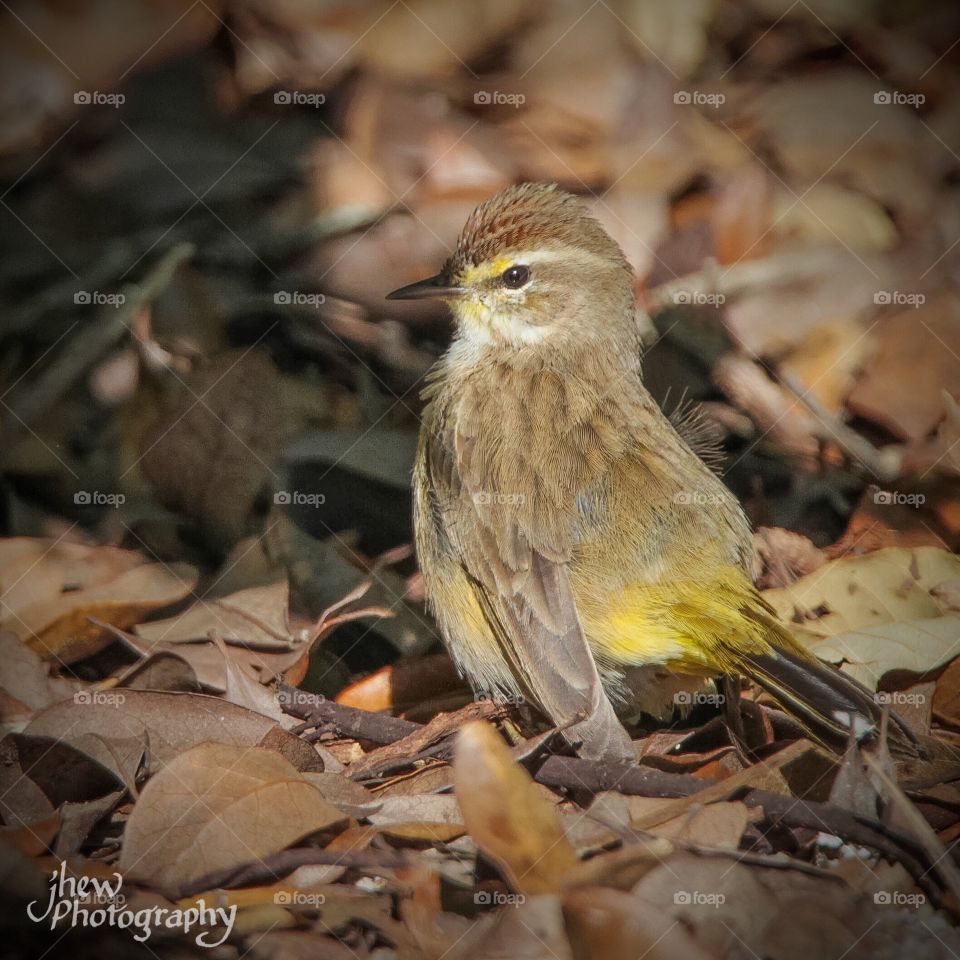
[{"left": 445, "top": 182, "right": 629, "bottom": 276}]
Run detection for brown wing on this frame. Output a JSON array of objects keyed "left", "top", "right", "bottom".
[{"left": 424, "top": 371, "right": 635, "bottom": 761}]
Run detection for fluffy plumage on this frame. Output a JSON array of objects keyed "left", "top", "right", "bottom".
[{"left": 408, "top": 182, "right": 920, "bottom": 759}]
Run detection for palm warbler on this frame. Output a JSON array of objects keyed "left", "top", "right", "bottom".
[{"left": 388, "top": 182, "right": 918, "bottom": 761}]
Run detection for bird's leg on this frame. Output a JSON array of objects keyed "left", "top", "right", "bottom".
[{"left": 718, "top": 675, "right": 748, "bottom": 755}]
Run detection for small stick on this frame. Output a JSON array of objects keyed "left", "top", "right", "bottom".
[{"left": 279, "top": 682, "right": 421, "bottom": 744}]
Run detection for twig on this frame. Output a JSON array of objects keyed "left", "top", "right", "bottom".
[
  {"left": 279, "top": 682, "right": 421, "bottom": 744},
  {"left": 535, "top": 756, "right": 942, "bottom": 905},
  {"left": 642, "top": 250, "right": 842, "bottom": 315},
  {"left": 773, "top": 367, "right": 903, "bottom": 483},
  {"left": 862, "top": 751, "right": 960, "bottom": 905},
  {"left": 347, "top": 700, "right": 505, "bottom": 780}
]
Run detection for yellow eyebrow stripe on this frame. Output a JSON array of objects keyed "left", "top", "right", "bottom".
[{"left": 462, "top": 255, "right": 514, "bottom": 284}]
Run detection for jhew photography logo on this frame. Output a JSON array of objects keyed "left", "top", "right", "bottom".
[
  {"left": 674, "top": 890, "right": 726, "bottom": 908},
  {"left": 27, "top": 861, "right": 236, "bottom": 947},
  {"left": 274, "top": 490, "right": 326, "bottom": 507},
  {"left": 474, "top": 91, "right": 525, "bottom": 108},
  {"left": 674, "top": 90, "right": 725, "bottom": 108},
  {"left": 274, "top": 291, "right": 325, "bottom": 308},
  {"left": 274, "top": 91, "right": 326, "bottom": 107},
  {"left": 74, "top": 91, "right": 125, "bottom": 107}
]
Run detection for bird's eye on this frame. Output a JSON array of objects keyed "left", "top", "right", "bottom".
[{"left": 501, "top": 265, "right": 530, "bottom": 289}]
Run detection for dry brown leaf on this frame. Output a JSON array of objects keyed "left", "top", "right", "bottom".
[
  {"left": 368, "top": 794, "right": 463, "bottom": 828},
  {"left": 814, "top": 617, "right": 960, "bottom": 691},
  {"left": 763, "top": 544, "right": 960, "bottom": 688},
  {"left": 751, "top": 526, "right": 828, "bottom": 590},
  {"left": 8, "top": 561, "right": 197, "bottom": 665},
  {"left": 0, "top": 630, "right": 79, "bottom": 719},
  {"left": 0, "top": 538, "right": 141, "bottom": 619},
  {"left": 778, "top": 319, "right": 874, "bottom": 414},
  {"left": 723, "top": 252, "right": 889, "bottom": 357},
  {"left": 135, "top": 580, "right": 291, "bottom": 650},
  {"left": 848, "top": 295, "right": 960, "bottom": 441},
  {"left": 0, "top": 0, "right": 221, "bottom": 154},
  {"left": 643, "top": 801, "right": 750, "bottom": 849},
  {"left": 563, "top": 886, "right": 713, "bottom": 960},
  {"left": 119, "top": 743, "right": 346, "bottom": 893},
  {"left": 764, "top": 546, "right": 960, "bottom": 641},
  {"left": 616, "top": 0, "right": 719, "bottom": 78},
  {"left": 772, "top": 183, "right": 898, "bottom": 253},
  {"left": 453, "top": 720, "right": 578, "bottom": 896},
  {"left": 24, "top": 689, "right": 322, "bottom": 773},
  {"left": 300, "top": 772, "right": 382, "bottom": 818},
  {"left": 211, "top": 634, "right": 289, "bottom": 726},
  {"left": 711, "top": 164, "right": 772, "bottom": 265},
  {"left": 355, "top": 0, "right": 527, "bottom": 78},
  {"left": 755, "top": 69, "right": 936, "bottom": 219}
]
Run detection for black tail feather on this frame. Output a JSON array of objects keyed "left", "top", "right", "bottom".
[{"left": 739, "top": 646, "right": 924, "bottom": 757}]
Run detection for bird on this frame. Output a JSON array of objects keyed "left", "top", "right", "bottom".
[{"left": 387, "top": 182, "right": 920, "bottom": 761}]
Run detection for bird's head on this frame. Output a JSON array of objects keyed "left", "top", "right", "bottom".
[{"left": 387, "top": 183, "right": 636, "bottom": 351}]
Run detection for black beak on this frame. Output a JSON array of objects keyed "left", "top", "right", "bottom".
[{"left": 386, "top": 272, "right": 465, "bottom": 301}]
